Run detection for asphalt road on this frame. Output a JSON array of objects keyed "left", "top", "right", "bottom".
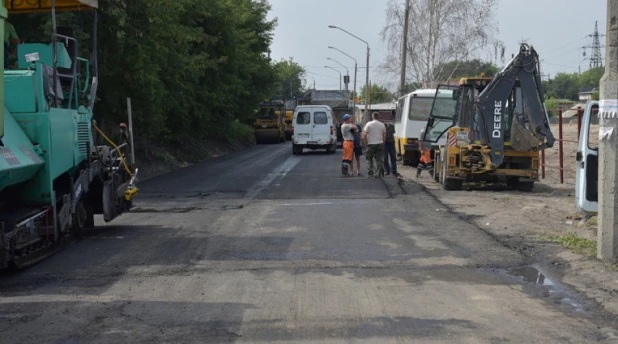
[{"left": 1, "top": 142, "right": 618, "bottom": 343}]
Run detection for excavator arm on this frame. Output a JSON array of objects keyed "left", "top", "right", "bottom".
[{"left": 476, "top": 43, "right": 555, "bottom": 168}]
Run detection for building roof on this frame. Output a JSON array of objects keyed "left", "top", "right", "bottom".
[
  {"left": 354, "top": 102, "right": 396, "bottom": 111},
  {"left": 579, "top": 87, "right": 597, "bottom": 94}
]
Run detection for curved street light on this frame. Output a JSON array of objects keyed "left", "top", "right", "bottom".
[
  {"left": 329, "top": 25, "right": 370, "bottom": 124},
  {"left": 329, "top": 46, "right": 358, "bottom": 112},
  {"left": 327, "top": 58, "right": 349, "bottom": 77},
  {"left": 327, "top": 58, "right": 349, "bottom": 92},
  {"left": 324, "top": 66, "right": 342, "bottom": 90}
]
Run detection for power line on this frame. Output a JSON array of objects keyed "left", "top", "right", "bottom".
[
  {"left": 541, "top": 61, "right": 580, "bottom": 71},
  {"left": 305, "top": 71, "right": 340, "bottom": 80}
]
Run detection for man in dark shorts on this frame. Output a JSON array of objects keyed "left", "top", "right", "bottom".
[{"left": 350, "top": 117, "right": 363, "bottom": 176}]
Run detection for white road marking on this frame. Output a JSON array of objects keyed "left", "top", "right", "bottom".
[
  {"left": 244, "top": 156, "right": 301, "bottom": 199},
  {"left": 279, "top": 202, "right": 335, "bottom": 206}
]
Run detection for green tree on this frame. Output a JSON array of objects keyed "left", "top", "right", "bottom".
[
  {"left": 433, "top": 59, "right": 499, "bottom": 80},
  {"left": 272, "top": 58, "right": 306, "bottom": 98},
  {"left": 360, "top": 84, "right": 394, "bottom": 103},
  {"left": 578, "top": 66, "right": 604, "bottom": 90},
  {"left": 546, "top": 72, "right": 580, "bottom": 100},
  {"left": 13, "top": 0, "right": 279, "bottom": 140}
]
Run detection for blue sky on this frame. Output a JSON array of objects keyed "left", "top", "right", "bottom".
[{"left": 266, "top": 0, "right": 608, "bottom": 91}]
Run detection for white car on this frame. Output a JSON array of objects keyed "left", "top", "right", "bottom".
[{"left": 291, "top": 105, "right": 338, "bottom": 155}]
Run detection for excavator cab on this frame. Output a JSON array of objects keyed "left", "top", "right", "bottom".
[{"left": 422, "top": 85, "right": 458, "bottom": 145}]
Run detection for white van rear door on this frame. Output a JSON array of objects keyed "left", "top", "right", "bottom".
[
  {"left": 310, "top": 110, "right": 331, "bottom": 144},
  {"left": 294, "top": 110, "right": 312, "bottom": 143},
  {"left": 575, "top": 101, "right": 599, "bottom": 213}
]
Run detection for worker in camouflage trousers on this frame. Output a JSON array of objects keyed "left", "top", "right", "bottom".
[{"left": 362, "top": 112, "right": 386, "bottom": 178}]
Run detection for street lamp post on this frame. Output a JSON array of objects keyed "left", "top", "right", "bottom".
[
  {"left": 329, "top": 46, "right": 358, "bottom": 117},
  {"left": 327, "top": 57, "right": 349, "bottom": 90},
  {"left": 329, "top": 25, "right": 370, "bottom": 125},
  {"left": 325, "top": 66, "right": 342, "bottom": 90}
]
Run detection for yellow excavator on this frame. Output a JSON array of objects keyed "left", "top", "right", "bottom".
[
  {"left": 255, "top": 100, "right": 286, "bottom": 144},
  {"left": 422, "top": 43, "right": 555, "bottom": 191}
]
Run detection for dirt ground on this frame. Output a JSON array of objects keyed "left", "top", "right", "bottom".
[{"left": 398, "top": 119, "right": 618, "bottom": 320}]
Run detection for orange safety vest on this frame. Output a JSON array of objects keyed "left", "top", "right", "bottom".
[{"left": 419, "top": 143, "right": 432, "bottom": 164}]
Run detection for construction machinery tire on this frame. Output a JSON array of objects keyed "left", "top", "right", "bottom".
[
  {"left": 72, "top": 198, "right": 93, "bottom": 238},
  {"left": 438, "top": 149, "right": 447, "bottom": 185},
  {"left": 444, "top": 178, "right": 463, "bottom": 191},
  {"left": 517, "top": 181, "right": 535, "bottom": 192},
  {"left": 293, "top": 144, "right": 302, "bottom": 155},
  {"left": 433, "top": 150, "right": 441, "bottom": 182},
  {"left": 507, "top": 177, "right": 534, "bottom": 192},
  {"left": 256, "top": 130, "right": 280, "bottom": 144}
]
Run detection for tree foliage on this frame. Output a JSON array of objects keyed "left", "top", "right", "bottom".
[
  {"left": 272, "top": 58, "right": 306, "bottom": 98},
  {"left": 13, "top": 0, "right": 280, "bottom": 141},
  {"left": 433, "top": 59, "right": 499, "bottom": 80},
  {"left": 543, "top": 67, "right": 603, "bottom": 100},
  {"left": 360, "top": 84, "right": 394, "bottom": 103},
  {"left": 380, "top": 0, "right": 504, "bottom": 89}
]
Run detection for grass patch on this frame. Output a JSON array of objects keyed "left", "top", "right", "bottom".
[
  {"left": 543, "top": 232, "right": 597, "bottom": 257},
  {"left": 609, "top": 264, "right": 618, "bottom": 272},
  {"left": 586, "top": 216, "right": 598, "bottom": 226}
]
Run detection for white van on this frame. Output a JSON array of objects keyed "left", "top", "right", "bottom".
[
  {"left": 291, "top": 105, "right": 337, "bottom": 155},
  {"left": 575, "top": 100, "right": 599, "bottom": 214}
]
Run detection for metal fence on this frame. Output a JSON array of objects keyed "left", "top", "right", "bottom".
[{"left": 540, "top": 107, "right": 598, "bottom": 184}]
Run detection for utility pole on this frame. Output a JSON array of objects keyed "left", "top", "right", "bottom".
[
  {"left": 598, "top": 0, "right": 618, "bottom": 262},
  {"left": 399, "top": 0, "right": 410, "bottom": 97}
]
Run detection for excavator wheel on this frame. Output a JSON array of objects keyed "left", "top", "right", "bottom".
[
  {"left": 438, "top": 149, "right": 462, "bottom": 190},
  {"left": 433, "top": 150, "right": 441, "bottom": 182},
  {"left": 517, "top": 181, "right": 535, "bottom": 192},
  {"left": 444, "top": 178, "right": 463, "bottom": 191},
  {"left": 507, "top": 177, "right": 534, "bottom": 192}
]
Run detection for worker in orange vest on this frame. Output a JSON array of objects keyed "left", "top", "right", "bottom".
[{"left": 417, "top": 129, "right": 434, "bottom": 178}]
